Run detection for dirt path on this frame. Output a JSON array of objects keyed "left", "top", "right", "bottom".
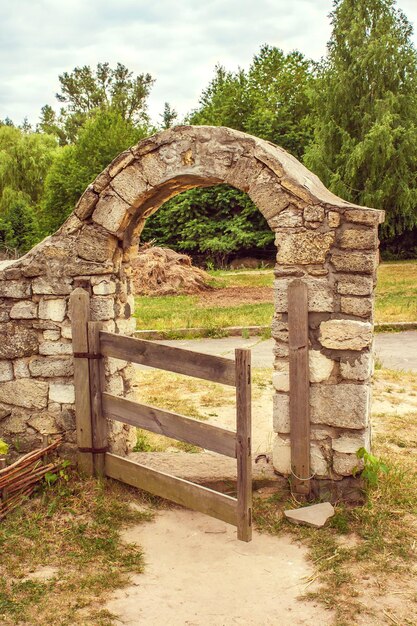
[{"left": 105, "top": 509, "right": 333, "bottom": 626}]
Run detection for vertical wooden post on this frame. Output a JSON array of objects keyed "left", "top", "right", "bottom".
[
  {"left": 235, "top": 348, "right": 252, "bottom": 542},
  {"left": 70, "top": 288, "right": 94, "bottom": 475},
  {"left": 288, "top": 279, "right": 311, "bottom": 498},
  {"left": 87, "top": 322, "right": 107, "bottom": 477}
]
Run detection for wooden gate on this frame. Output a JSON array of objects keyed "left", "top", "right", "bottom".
[{"left": 70, "top": 289, "right": 252, "bottom": 542}]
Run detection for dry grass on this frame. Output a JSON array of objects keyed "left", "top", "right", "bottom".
[
  {"left": 0, "top": 474, "right": 155, "bottom": 626},
  {"left": 375, "top": 261, "right": 417, "bottom": 323},
  {"left": 253, "top": 368, "right": 417, "bottom": 626}
]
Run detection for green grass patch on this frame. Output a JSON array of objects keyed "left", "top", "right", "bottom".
[
  {"left": 0, "top": 471, "right": 154, "bottom": 626},
  {"left": 134, "top": 263, "right": 417, "bottom": 332},
  {"left": 134, "top": 294, "right": 273, "bottom": 331}
]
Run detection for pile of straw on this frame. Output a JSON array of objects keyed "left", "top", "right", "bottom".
[{"left": 132, "top": 247, "right": 212, "bottom": 296}]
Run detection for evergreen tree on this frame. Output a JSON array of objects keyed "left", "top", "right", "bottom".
[{"left": 304, "top": 0, "right": 417, "bottom": 239}]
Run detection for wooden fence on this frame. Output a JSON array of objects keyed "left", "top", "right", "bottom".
[{"left": 70, "top": 289, "right": 252, "bottom": 542}]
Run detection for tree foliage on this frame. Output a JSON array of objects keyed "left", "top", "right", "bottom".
[
  {"left": 189, "top": 45, "right": 314, "bottom": 158},
  {"left": 0, "top": 126, "right": 57, "bottom": 252},
  {"left": 304, "top": 0, "right": 417, "bottom": 238},
  {"left": 41, "top": 107, "right": 149, "bottom": 233},
  {"left": 38, "top": 62, "right": 154, "bottom": 144},
  {"left": 141, "top": 185, "right": 275, "bottom": 266}
]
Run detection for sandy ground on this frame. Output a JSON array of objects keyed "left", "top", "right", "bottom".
[
  {"left": 108, "top": 332, "right": 417, "bottom": 626},
  {"left": 105, "top": 509, "right": 333, "bottom": 626}
]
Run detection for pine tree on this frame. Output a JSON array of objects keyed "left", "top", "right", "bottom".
[{"left": 304, "top": 0, "right": 417, "bottom": 239}]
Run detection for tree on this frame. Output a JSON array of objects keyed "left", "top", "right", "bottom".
[
  {"left": 0, "top": 125, "right": 57, "bottom": 252},
  {"left": 160, "top": 102, "right": 178, "bottom": 129},
  {"left": 41, "top": 107, "right": 149, "bottom": 232},
  {"left": 304, "top": 0, "right": 417, "bottom": 239},
  {"left": 141, "top": 185, "right": 275, "bottom": 267},
  {"left": 39, "top": 62, "right": 154, "bottom": 144},
  {"left": 189, "top": 47, "right": 314, "bottom": 158}
]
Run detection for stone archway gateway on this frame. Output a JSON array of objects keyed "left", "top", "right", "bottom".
[{"left": 0, "top": 125, "right": 384, "bottom": 486}]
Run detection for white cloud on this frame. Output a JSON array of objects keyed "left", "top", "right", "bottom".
[{"left": 0, "top": 0, "right": 416, "bottom": 126}]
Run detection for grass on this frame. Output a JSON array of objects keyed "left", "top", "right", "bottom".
[
  {"left": 253, "top": 368, "right": 417, "bottom": 626},
  {"left": 132, "top": 369, "right": 236, "bottom": 453},
  {"left": 0, "top": 472, "right": 155, "bottom": 626},
  {"left": 134, "top": 261, "right": 417, "bottom": 333},
  {"left": 375, "top": 260, "right": 417, "bottom": 323}
]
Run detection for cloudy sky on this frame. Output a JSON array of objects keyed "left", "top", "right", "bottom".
[{"left": 1, "top": 0, "right": 417, "bottom": 127}]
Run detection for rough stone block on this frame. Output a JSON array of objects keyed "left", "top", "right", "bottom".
[
  {"left": 345, "top": 208, "right": 384, "bottom": 226},
  {"left": 340, "top": 352, "right": 372, "bottom": 381},
  {"left": 90, "top": 296, "right": 115, "bottom": 321},
  {"left": 272, "top": 369, "right": 289, "bottom": 392},
  {"left": 32, "top": 277, "right": 72, "bottom": 295},
  {"left": 110, "top": 161, "right": 148, "bottom": 205},
  {"left": 273, "top": 393, "right": 290, "bottom": 432},
  {"left": 29, "top": 357, "right": 74, "bottom": 378},
  {"left": 269, "top": 206, "right": 302, "bottom": 228},
  {"left": 10, "top": 301, "right": 38, "bottom": 319},
  {"left": 92, "top": 279, "right": 116, "bottom": 295},
  {"left": 76, "top": 226, "right": 118, "bottom": 262},
  {"left": 0, "top": 361, "right": 13, "bottom": 382},
  {"left": 333, "top": 452, "right": 363, "bottom": 476},
  {"left": 304, "top": 206, "right": 324, "bottom": 222},
  {"left": 339, "top": 228, "right": 378, "bottom": 250},
  {"left": 108, "top": 150, "right": 135, "bottom": 178},
  {"left": 13, "top": 359, "right": 30, "bottom": 378},
  {"left": 74, "top": 186, "right": 99, "bottom": 219},
  {"left": 274, "top": 277, "right": 334, "bottom": 312},
  {"left": 272, "top": 436, "right": 291, "bottom": 475},
  {"left": 0, "top": 324, "right": 38, "bottom": 359},
  {"left": 340, "top": 296, "right": 373, "bottom": 318},
  {"left": 49, "top": 383, "right": 75, "bottom": 404},
  {"left": 331, "top": 251, "right": 378, "bottom": 274},
  {"left": 309, "top": 350, "right": 334, "bottom": 382},
  {"left": 39, "top": 342, "right": 73, "bottom": 356},
  {"left": 331, "top": 433, "right": 367, "bottom": 454},
  {"left": 0, "top": 379, "right": 49, "bottom": 409},
  {"left": 336, "top": 275, "right": 374, "bottom": 296},
  {"left": 328, "top": 211, "right": 341, "bottom": 228},
  {"left": 43, "top": 330, "right": 61, "bottom": 341},
  {"left": 0, "top": 281, "right": 31, "bottom": 299},
  {"left": 310, "top": 443, "right": 329, "bottom": 477},
  {"left": 39, "top": 298, "right": 67, "bottom": 323},
  {"left": 319, "top": 320, "right": 373, "bottom": 350},
  {"left": 276, "top": 231, "right": 335, "bottom": 265},
  {"left": 115, "top": 317, "right": 137, "bottom": 335},
  {"left": 27, "top": 413, "right": 60, "bottom": 435},
  {"left": 92, "top": 189, "right": 130, "bottom": 235},
  {"left": 310, "top": 384, "right": 370, "bottom": 429}
]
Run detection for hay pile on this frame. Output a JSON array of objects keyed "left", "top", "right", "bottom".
[{"left": 132, "top": 247, "right": 212, "bottom": 296}]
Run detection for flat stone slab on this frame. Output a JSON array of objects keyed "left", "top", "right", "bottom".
[{"left": 284, "top": 502, "right": 335, "bottom": 528}]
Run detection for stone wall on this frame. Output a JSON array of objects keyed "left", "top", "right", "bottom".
[{"left": 0, "top": 125, "right": 384, "bottom": 479}]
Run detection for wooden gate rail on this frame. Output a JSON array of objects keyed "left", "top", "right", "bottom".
[{"left": 70, "top": 289, "right": 252, "bottom": 542}]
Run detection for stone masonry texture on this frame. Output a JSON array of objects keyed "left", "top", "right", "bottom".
[{"left": 0, "top": 125, "right": 384, "bottom": 480}]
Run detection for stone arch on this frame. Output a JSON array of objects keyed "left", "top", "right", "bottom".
[{"left": 0, "top": 125, "right": 384, "bottom": 481}]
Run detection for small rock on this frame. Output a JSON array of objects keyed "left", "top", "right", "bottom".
[{"left": 284, "top": 502, "right": 335, "bottom": 528}]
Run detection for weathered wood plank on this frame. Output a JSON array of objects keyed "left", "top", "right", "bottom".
[
  {"left": 87, "top": 322, "right": 107, "bottom": 477},
  {"left": 70, "top": 288, "right": 93, "bottom": 475},
  {"left": 102, "top": 393, "right": 236, "bottom": 458},
  {"left": 235, "top": 349, "right": 252, "bottom": 542},
  {"left": 105, "top": 453, "right": 237, "bottom": 526},
  {"left": 100, "top": 332, "right": 236, "bottom": 386},
  {"left": 288, "top": 279, "right": 311, "bottom": 497}
]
